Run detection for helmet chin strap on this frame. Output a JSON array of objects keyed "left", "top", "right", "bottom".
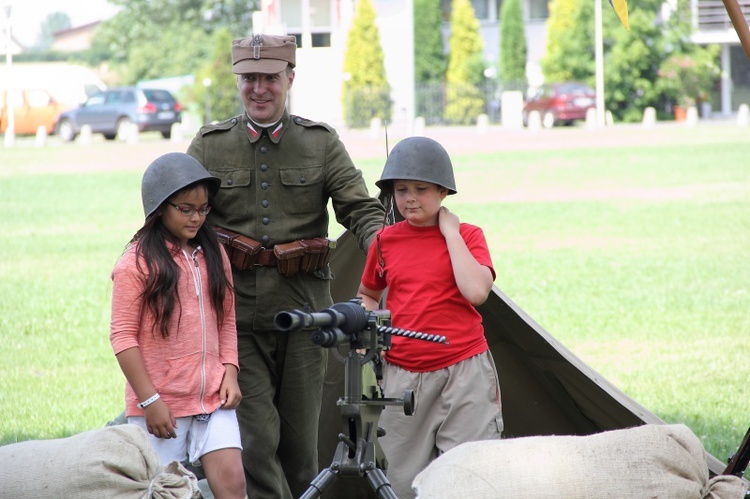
[{"left": 376, "top": 194, "right": 395, "bottom": 278}]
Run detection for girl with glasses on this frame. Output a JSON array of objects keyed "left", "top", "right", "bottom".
[{"left": 110, "top": 152, "right": 246, "bottom": 499}]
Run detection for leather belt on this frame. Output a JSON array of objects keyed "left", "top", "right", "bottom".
[{"left": 256, "top": 248, "right": 277, "bottom": 267}]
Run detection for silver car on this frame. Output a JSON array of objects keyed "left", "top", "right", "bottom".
[{"left": 55, "top": 86, "right": 182, "bottom": 142}]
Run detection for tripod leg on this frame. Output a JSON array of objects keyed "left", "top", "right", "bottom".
[
  {"left": 299, "top": 468, "right": 337, "bottom": 499},
  {"left": 366, "top": 467, "right": 398, "bottom": 499}
]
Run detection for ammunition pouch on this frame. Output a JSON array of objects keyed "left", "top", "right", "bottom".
[{"left": 215, "top": 226, "right": 334, "bottom": 277}]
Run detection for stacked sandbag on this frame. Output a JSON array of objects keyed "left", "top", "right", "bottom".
[
  {"left": 413, "top": 424, "right": 748, "bottom": 499},
  {"left": 0, "top": 424, "right": 200, "bottom": 499}
]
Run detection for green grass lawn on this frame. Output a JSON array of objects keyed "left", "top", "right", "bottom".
[{"left": 1, "top": 128, "right": 749, "bottom": 474}]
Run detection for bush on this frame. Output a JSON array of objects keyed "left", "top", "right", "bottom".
[
  {"left": 343, "top": 85, "right": 392, "bottom": 128},
  {"left": 656, "top": 47, "right": 720, "bottom": 107},
  {"left": 444, "top": 82, "right": 485, "bottom": 125}
]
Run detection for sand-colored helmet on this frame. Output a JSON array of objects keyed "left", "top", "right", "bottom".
[
  {"left": 141, "top": 152, "right": 221, "bottom": 219},
  {"left": 375, "top": 136, "right": 457, "bottom": 195}
]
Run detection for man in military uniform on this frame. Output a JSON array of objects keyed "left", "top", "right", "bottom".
[{"left": 186, "top": 34, "right": 385, "bottom": 499}]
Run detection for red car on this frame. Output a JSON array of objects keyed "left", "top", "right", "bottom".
[{"left": 522, "top": 82, "right": 596, "bottom": 128}]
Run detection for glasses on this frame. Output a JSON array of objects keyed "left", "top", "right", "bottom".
[{"left": 167, "top": 202, "right": 211, "bottom": 217}]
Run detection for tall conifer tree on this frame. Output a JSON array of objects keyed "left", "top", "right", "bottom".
[
  {"left": 342, "top": 0, "right": 392, "bottom": 128},
  {"left": 499, "top": 0, "right": 528, "bottom": 84},
  {"left": 444, "top": 0, "right": 485, "bottom": 124},
  {"left": 414, "top": 0, "right": 446, "bottom": 84}
]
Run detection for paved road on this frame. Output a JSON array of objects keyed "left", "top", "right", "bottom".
[{"left": 2, "top": 119, "right": 746, "bottom": 175}]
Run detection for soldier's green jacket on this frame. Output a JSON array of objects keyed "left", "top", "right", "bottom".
[{"left": 187, "top": 111, "right": 385, "bottom": 331}]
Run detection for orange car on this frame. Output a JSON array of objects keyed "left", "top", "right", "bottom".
[{"left": 0, "top": 88, "right": 68, "bottom": 135}]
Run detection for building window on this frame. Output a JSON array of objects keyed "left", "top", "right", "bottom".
[
  {"left": 528, "top": 0, "right": 549, "bottom": 20},
  {"left": 288, "top": 31, "right": 331, "bottom": 48},
  {"left": 281, "top": 0, "right": 332, "bottom": 48},
  {"left": 311, "top": 32, "right": 331, "bottom": 47},
  {"left": 441, "top": 0, "right": 502, "bottom": 21}
]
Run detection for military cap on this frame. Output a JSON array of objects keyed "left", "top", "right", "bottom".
[{"left": 232, "top": 34, "right": 296, "bottom": 74}]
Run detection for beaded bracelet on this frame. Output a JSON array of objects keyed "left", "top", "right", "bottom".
[{"left": 137, "top": 393, "right": 160, "bottom": 409}]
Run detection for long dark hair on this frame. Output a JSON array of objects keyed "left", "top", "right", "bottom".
[{"left": 129, "top": 182, "right": 232, "bottom": 338}]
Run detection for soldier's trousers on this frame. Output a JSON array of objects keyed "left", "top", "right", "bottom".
[{"left": 236, "top": 328, "right": 327, "bottom": 499}]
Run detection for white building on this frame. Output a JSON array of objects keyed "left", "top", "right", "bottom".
[{"left": 257, "top": 0, "right": 747, "bottom": 126}]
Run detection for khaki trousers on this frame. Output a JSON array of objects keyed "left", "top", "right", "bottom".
[{"left": 378, "top": 350, "right": 504, "bottom": 499}]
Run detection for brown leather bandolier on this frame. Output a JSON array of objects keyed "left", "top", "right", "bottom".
[{"left": 215, "top": 226, "right": 335, "bottom": 277}]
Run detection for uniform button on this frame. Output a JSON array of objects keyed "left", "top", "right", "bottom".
[
  {"left": 226, "top": 179, "right": 234, "bottom": 186},
  {"left": 299, "top": 176, "right": 306, "bottom": 184},
  {"left": 261, "top": 235, "right": 270, "bottom": 244},
  {"left": 260, "top": 164, "right": 268, "bottom": 172},
  {"left": 261, "top": 182, "right": 269, "bottom": 190},
  {"left": 295, "top": 117, "right": 301, "bottom": 124},
  {"left": 231, "top": 118, "right": 237, "bottom": 124},
  {"left": 262, "top": 200, "right": 270, "bottom": 208},
  {"left": 260, "top": 146, "right": 268, "bottom": 154},
  {"left": 262, "top": 217, "right": 270, "bottom": 225}
]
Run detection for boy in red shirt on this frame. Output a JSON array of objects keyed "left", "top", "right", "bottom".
[{"left": 358, "top": 137, "right": 503, "bottom": 499}]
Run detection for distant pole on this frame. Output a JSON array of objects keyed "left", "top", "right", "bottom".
[
  {"left": 202, "top": 77, "right": 212, "bottom": 124},
  {"left": 3, "top": 1, "right": 15, "bottom": 147},
  {"left": 594, "top": 0, "right": 605, "bottom": 127}
]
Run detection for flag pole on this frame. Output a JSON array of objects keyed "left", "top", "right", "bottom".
[
  {"left": 594, "top": 0, "right": 605, "bottom": 127},
  {"left": 721, "top": 0, "right": 750, "bottom": 61}
]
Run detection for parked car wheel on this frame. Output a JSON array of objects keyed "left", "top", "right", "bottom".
[
  {"left": 114, "top": 117, "right": 133, "bottom": 141},
  {"left": 161, "top": 129, "right": 171, "bottom": 139},
  {"left": 542, "top": 112, "right": 556, "bottom": 129},
  {"left": 57, "top": 119, "right": 77, "bottom": 142}
]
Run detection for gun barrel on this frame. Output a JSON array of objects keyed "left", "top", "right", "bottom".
[{"left": 274, "top": 309, "right": 343, "bottom": 332}]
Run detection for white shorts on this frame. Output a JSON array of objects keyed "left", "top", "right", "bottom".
[{"left": 128, "top": 408, "right": 242, "bottom": 466}]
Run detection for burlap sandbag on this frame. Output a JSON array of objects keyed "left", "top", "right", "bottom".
[
  {"left": 0, "top": 424, "right": 200, "bottom": 499},
  {"left": 413, "top": 424, "right": 748, "bottom": 499}
]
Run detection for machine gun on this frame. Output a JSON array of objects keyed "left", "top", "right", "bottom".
[
  {"left": 274, "top": 299, "right": 447, "bottom": 499},
  {"left": 724, "top": 426, "right": 750, "bottom": 478}
]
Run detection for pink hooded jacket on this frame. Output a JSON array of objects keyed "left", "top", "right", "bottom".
[{"left": 110, "top": 241, "right": 238, "bottom": 418}]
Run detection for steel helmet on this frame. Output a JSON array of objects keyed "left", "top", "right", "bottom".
[
  {"left": 376, "top": 136, "right": 457, "bottom": 195},
  {"left": 141, "top": 152, "right": 221, "bottom": 219}
]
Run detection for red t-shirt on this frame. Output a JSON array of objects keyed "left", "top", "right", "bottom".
[{"left": 361, "top": 221, "right": 495, "bottom": 372}]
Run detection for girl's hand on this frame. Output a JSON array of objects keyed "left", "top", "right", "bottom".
[
  {"left": 144, "top": 399, "right": 177, "bottom": 439},
  {"left": 219, "top": 365, "right": 242, "bottom": 409}
]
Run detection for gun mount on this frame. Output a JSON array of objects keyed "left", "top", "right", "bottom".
[{"left": 274, "top": 299, "right": 446, "bottom": 498}]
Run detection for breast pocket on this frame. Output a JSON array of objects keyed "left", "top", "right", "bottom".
[
  {"left": 279, "top": 166, "right": 325, "bottom": 215},
  {"left": 214, "top": 167, "right": 253, "bottom": 218}
]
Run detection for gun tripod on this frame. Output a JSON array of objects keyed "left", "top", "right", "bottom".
[
  {"left": 300, "top": 347, "right": 413, "bottom": 499},
  {"left": 274, "top": 300, "right": 447, "bottom": 499}
]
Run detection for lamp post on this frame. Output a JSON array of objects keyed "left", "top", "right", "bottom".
[
  {"left": 202, "top": 77, "right": 212, "bottom": 124},
  {"left": 3, "top": 0, "right": 14, "bottom": 147}
]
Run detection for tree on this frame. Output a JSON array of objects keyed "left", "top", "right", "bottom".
[
  {"left": 35, "top": 12, "right": 72, "bottom": 51},
  {"left": 603, "top": 2, "right": 666, "bottom": 121},
  {"left": 342, "top": 0, "right": 392, "bottom": 128},
  {"left": 93, "top": 0, "right": 256, "bottom": 84},
  {"left": 414, "top": 0, "right": 447, "bottom": 123},
  {"left": 414, "top": 0, "right": 446, "bottom": 84},
  {"left": 499, "top": 0, "right": 528, "bottom": 85},
  {"left": 444, "top": 0, "right": 485, "bottom": 125},
  {"left": 541, "top": 0, "right": 710, "bottom": 122},
  {"left": 189, "top": 27, "right": 242, "bottom": 123},
  {"left": 541, "top": 0, "right": 593, "bottom": 83}
]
